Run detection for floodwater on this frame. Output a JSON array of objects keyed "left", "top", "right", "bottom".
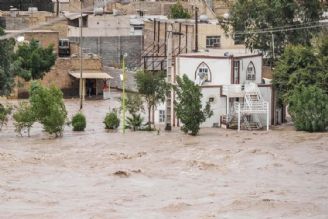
[{"left": 0, "top": 96, "right": 328, "bottom": 218}]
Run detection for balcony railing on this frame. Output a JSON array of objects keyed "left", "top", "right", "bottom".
[{"left": 222, "top": 84, "right": 244, "bottom": 97}]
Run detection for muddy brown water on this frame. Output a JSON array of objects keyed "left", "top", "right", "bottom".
[{"left": 0, "top": 98, "right": 328, "bottom": 218}]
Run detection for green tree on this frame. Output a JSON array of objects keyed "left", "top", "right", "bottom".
[
  {"left": 29, "top": 82, "right": 67, "bottom": 137},
  {"left": 14, "top": 39, "right": 56, "bottom": 80},
  {"left": 13, "top": 101, "right": 35, "bottom": 137},
  {"left": 0, "top": 103, "right": 13, "bottom": 131},
  {"left": 221, "top": 0, "right": 323, "bottom": 58},
  {"left": 174, "top": 74, "right": 213, "bottom": 136},
  {"left": 0, "top": 28, "right": 16, "bottom": 96},
  {"left": 169, "top": 1, "right": 191, "bottom": 19},
  {"left": 312, "top": 31, "right": 328, "bottom": 92},
  {"left": 272, "top": 45, "right": 321, "bottom": 103},
  {"left": 126, "top": 93, "right": 144, "bottom": 115},
  {"left": 288, "top": 85, "right": 328, "bottom": 132},
  {"left": 135, "top": 70, "right": 169, "bottom": 130}
]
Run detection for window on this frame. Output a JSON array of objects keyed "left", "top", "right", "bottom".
[
  {"left": 159, "top": 110, "right": 165, "bottom": 123},
  {"left": 233, "top": 60, "right": 240, "bottom": 84},
  {"left": 206, "top": 36, "right": 221, "bottom": 48},
  {"left": 246, "top": 61, "right": 256, "bottom": 80},
  {"left": 195, "top": 62, "right": 211, "bottom": 85}
]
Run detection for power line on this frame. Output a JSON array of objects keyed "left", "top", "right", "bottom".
[{"left": 233, "top": 22, "right": 328, "bottom": 35}]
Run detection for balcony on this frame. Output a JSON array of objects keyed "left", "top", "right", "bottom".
[{"left": 222, "top": 84, "right": 244, "bottom": 97}]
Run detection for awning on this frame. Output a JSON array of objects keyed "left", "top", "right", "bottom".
[
  {"left": 69, "top": 71, "right": 113, "bottom": 79},
  {"left": 64, "top": 12, "right": 88, "bottom": 20}
]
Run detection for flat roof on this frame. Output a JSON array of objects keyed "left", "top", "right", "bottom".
[
  {"left": 179, "top": 49, "right": 262, "bottom": 58},
  {"left": 69, "top": 71, "right": 113, "bottom": 79}
]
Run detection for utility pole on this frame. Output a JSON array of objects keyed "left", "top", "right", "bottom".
[
  {"left": 122, "top": 53, "right": 127, "bottom": 134},
  {"left": 79, "top": 0, "right": 84, "bottom": 110},
  {"left": 195, "top": 7, "right": 198, "bottom": 52},
  {"left": 56, "top": 0, "right": 59, "bottom": 16},
  {"left": 165, "top": 23, "right": 173, "bottom": 131},
  {"left": 271, "top": 32, "right": 275, "bottom": 68}
]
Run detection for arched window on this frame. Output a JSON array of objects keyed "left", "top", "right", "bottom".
[
  {"left": 195, "top": 62, "right": 211, "bottom": 85},
  {"left": 246, "top": 61, "right": 256, "bottom": 80}
]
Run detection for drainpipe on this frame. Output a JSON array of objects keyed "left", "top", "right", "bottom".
[{"left": 195, "top": 7, "right": 198, "bottom": 52}]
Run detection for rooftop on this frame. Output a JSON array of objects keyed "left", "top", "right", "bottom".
[{"left": 179, "top": 49, "right": 262, "bottom": 58}]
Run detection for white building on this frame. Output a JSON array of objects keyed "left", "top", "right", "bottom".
[{"left": 155, "top": 49, "right": 277, "bottom": 131}]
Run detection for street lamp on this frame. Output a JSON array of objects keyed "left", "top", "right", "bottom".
[{"left": 121, "top": 53, "right": 128, "bottom": 133}]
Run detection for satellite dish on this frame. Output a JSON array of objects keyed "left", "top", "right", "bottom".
[
  {"left": 199, "top": 15, "right": 209, "bottom": 23},
  {"left": 195, "top": 71, "right": 207, "bottom": 86}
]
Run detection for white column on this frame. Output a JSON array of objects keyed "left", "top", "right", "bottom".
[
  {"left": 237, "top": 103, "right": 240, "bottom": 132},
  {"left": 226, "top": 96, "right": 229, "bottom": 121},
  {"left": 266, "top": 103, "right": 269, "bottom": 131}
]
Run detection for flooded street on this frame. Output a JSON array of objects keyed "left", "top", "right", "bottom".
[{"left": 0, "top": 97, "right": 328, "bottom": 218}]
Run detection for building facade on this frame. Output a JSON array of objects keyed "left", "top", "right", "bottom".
[{"left": 154, "top": 49, "right": 280, "bottom": 130}]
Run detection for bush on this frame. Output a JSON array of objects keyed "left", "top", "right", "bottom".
[
  {"left": 0, "top": 103, "right": 13, "bottom": 131},
  {"left": 288, "top": 85, "right": 328, "bottom": 132},
  {"left": 29, "top": 82, "right": 67, "bottom": 137},
  {"left": 104, "top": 112, "right": 120, "bottom": 129},
  {"left": 13, "top": 101, "right": 35, "bottom": 137},
  {"left": 72, "top": 112, "right": 86, "bottom": 131},
  {"left": 126, "top": 114, "right": 143, "bottom": 131},
  {"left": 169, "top": 1, "right": 191, "bottom": 19}
]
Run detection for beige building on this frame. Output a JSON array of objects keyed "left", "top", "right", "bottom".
[
  {"left": 12, "top": 54, "right": 112, "bottom": 99},
  {"left": 142, "top": 17, "right": 244, "bottom": 70}
]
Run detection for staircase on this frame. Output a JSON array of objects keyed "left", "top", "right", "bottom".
[{"left": 225, "top": 83, "right": 269, "bottom": 131}]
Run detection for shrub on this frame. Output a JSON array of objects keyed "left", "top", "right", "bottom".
[
  {"left": 169, "top": 1, "right": 191, "bottom": 19},
  {"left": 29, "top": 82, "right": 67, "bottom": 137},
  {"left": 126, "top": 114, "right": 144, "bottom": 131},
  {"left": 72, "top": 112, "right": 86, "bottom": 131},
  {"left": 0, "top": 103, "right": 13, "bottom": 131},
  {"left": 288, "top": 85, "right": 328, "bottom": 132},
  {"left": 13, "top": 101, "right": 35, "bottom": 137},
  {"left": 104, "top": 112, "right": 120, "bottom": 129}
]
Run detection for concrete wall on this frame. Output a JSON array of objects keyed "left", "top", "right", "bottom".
[
  {"left": 238, "top": 56, "right": 262, "bottom": 84},
  {"left": 200, "top": 87, "right": 227, "bottom": 127},
  {"left": 69, "top": 36, "right": 142, "bottom": 68}
]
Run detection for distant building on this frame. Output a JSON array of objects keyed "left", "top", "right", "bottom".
[
  {"left": 67, "top": 13, "right": 143, "bottom": 68},
  {"left": 0, "top": 0, "right": 54, "bottom": 12}
]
